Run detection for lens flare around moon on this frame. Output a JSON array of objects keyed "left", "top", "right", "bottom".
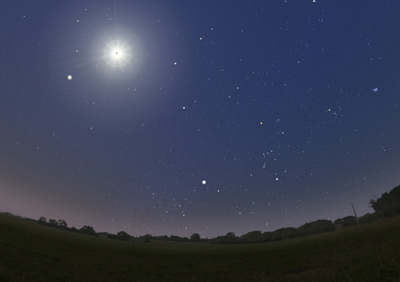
[{"left": 104, "top": 40, "right": 132, "bottom": 68}]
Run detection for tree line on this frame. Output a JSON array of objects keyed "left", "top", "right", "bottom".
[
  {"left": 369, "top": 184, "right": 400, "bottom": 218},
  {"left": 37, "top": 217, "right": 98, "bottom": 237},
  {"left": 37, "top": 217, "right": 137, "bottom": 241},
  {"left": 212, "top": 184, "right": 400, "bottom": 244},
  {"left": 7, "top": 183, "right": 399, "bottom": 245}
]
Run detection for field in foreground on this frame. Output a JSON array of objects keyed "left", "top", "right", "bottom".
[{"left": 1, "top": 214, "right": 400, "bottom": 281}]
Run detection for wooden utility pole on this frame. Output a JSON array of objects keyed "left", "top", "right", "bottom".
[{"left": 351, "top": 202, "right": 360, "bottom": 225}]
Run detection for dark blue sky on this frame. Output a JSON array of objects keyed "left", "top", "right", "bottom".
[{"left": 1, "top": 0, "right": 400, "bottom": 238}]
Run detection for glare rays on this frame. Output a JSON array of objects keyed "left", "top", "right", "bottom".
[{"left": 103, "top": 40, "right": 132, "bottom": 68}]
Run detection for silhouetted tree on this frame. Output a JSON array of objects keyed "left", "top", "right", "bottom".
[
  {"left": 370, "top": 193, "right": 397, "bottom": 217},
  {"left": 295, "top": 220, "right": 335, "bottom": 237},
  {"left": 260, "top": 232, "right": 274, "bottom": 243},
  {"left": 108, "top": 231, "right": 131, "bottom": 241},
  {"left": 391, "top": 185, "right": 400, "bottom": 214},
  {"left": 117, "top": 231, "right": 131, "bottom": 241},
  {"left": 107, "top": 233, "right": 117, "bottom": 239},
  {"left": 48, "top": 218, "right": 58, "bottom": 227},
  {"left": 143, "top": 234, "right": 152, "bottom": 243},
  {"left": 273, "top": 227, "right": 297, "bottom": 240},
  {"left": 190, "top": 233, "right": 201, "bottom": 242},
  {"left": 342, "top": 216, "right": 358, "bottom": 227},
  {"left": 57, "top": 219, "right": 68, "bottom": 229},
  {"left": 225, "top": 232, "right": 236, "bottom": 240},
  {"left": 241, "top": 231, "right": 262, "bottom": 243},
  {"left": 38, "top": 217, "right": 47, "bottom": 225},
  {"left": 170, "top": 235, "right": 181, "bottom": 242},
  {"left": 181, "top": 237, "right": 190, "bottom": 242},
  {"left": 334, "top": 216, "right": 358, "bottom": 228},
  {"left": 156, "top": 235, "right": 169, "bottom": 241},
  {"left": 358, "top": 213, "right": 380, "bottom": 224},
  {"left": 211, "top": 232, "right": 242, "bottom": 244},
  {"left": 80, "top": 225, "right": 97, "bottom": 236},
  {"left": 369, "top": 184, "right": 400, "bottom": 217}
]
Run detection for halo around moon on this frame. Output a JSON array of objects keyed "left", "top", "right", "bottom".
[{"left": 103, "top": 40, "right": 132, "bottom": 68}]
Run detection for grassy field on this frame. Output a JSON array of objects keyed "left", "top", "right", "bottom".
[{"left": 1, "top": 214, "right": 400, "bottom": 281}]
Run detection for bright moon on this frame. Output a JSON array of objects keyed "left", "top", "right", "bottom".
[{"left": 104, "top": 40, "right": 131, "bottom": 68}]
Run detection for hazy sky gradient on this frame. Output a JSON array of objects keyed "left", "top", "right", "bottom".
[{"left": 1, "top": 0, "right": 400, "bottom": 238}]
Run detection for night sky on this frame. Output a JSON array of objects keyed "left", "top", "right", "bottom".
[{"left": 1, "top": 1, "right": 400, "bottom": 238}]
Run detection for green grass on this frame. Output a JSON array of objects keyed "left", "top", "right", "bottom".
[{"left": 1, "top": 214, "right": 400, "bottom": 281}]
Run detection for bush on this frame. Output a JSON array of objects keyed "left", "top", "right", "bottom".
[
  {"left": 79, "top": 225, "right": 97, "bottom": 236},
  {"left": 359, "top": 213, "right": 380, "bottom": 224},
  {"left": 296, "top": 220, "right": 335, "bottom": 237},
  {"left": 143, "top": 234, "right": 152, "bottom": 243}
]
